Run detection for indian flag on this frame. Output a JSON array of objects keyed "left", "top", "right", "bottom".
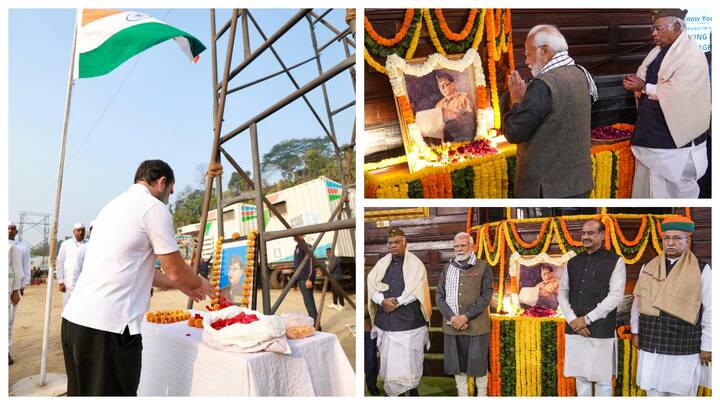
[{"left": 73, "top": 9, "right": 206, "bottom": 79}]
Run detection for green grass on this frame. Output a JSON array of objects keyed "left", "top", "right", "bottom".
[{"left": 364, "top": 376, "right": 457, "bottom": 397}]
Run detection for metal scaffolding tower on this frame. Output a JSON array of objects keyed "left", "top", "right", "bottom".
[
  {"left": 17, "top": 211, "right": 51, "bottom": 267},
  {"left": 190, "top": 8, "right": 356, "bottom": 329}
]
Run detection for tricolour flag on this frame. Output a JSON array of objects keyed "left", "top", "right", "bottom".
[
  {"left": 325, "top": 179, "right": 342, "bottom": 201},
  {"left": 73, "top": 9, "right": 206, "bottom": 79}
]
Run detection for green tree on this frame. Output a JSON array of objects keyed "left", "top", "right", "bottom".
[
  {"left": 261, "top": 137, "right": 330, "bottom": 182},
  {"left": 226, "top": 170, "right": 253, "bottom": 196},
  {"left": 172, "top": 185, "right": 217, "bottom": 228}
]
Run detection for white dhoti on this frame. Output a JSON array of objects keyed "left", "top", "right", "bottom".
[
  {"left": 372, "top": 325, "right": 429, "bottom": 396},
  {"left": 637, "top": 350, "right": 702, "bottom": 396},
  {"left": 564, "top": 335, "right": 616, "bottom": 383},
  {"left": 631, "top": 142, "right": 708, "bottom": 198}
]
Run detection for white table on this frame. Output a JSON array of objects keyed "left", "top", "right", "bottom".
[{"left": 137, "top": 316, "right": 355, "bottom": 396}]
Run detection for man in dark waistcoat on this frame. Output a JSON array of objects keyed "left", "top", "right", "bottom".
[
  {"left": 631, "top": 215, "right": 711, "bottom": 396},
  {"left": 366, "top": 227, "right": 431, "bottom": 396},
  {"left": 558, "top": 219, "right": 626, "bottom": 396},
  {"left": 436, "top": 232, "right": 493, "bottom": 396},
  {"left": 623, "top": 9, "right": 710, "bottom": 198},
  {"left": 502, "top": 24, "right": 596, "bottom": 198}
]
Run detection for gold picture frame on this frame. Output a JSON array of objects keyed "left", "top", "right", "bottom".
[{"left": 364, "top": 207, "right": 430, "bottom": 222}]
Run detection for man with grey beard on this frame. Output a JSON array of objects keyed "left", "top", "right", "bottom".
[
  {"left": 501, "top": 24, "right": 596, "bottom": 198},
  {"left": 435, "top": 232, "right": 493, "bottom": 396}
]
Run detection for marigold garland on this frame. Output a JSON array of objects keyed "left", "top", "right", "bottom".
[
  {"left": 485, "top": 9, "right": 501, "bottom": 129},
  {"left": 364, "top": 9, "right": 414, "bottom": 46},
  {"left": 558, "top": 217, "right": 584, "bottom": 247},
  {"left": 364, "top": 48, "right": 387, "bottom": 74},
  {"left": 612, "top": 215, "right": 647, "bottom": 246},
  {"left": 505, "top": 9, "right": 515, "bottom": 71},
  {"left": 397, "top": 96, "right": 414, "bottom": 124},
  {"left": 471, "top": 9, "right": 487, "bottom": 50},
  {"left": 365, "top": 127, "right": 634, "bottom": 199},
  {"left": 591, "top": 140, "right": 634, "bottom": 198},
  {"left": 423, "top": 9, "right": 447, "bottom": 55},
  {"left": 405, "top": 19, "right": 422, "bottom": 59},
  {"left": 509, "top": 218, "right": 551, "bottom": 249},
  {"left": 435, "top": 9, "right": 478, "bottom": 41},
  {"left": 489, "top": 318, "right": 502, "bottom": 395}
]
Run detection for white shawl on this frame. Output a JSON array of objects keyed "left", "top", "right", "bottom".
[
  {"left": 636, "top": 32, "right": 710, "bottom": 148},
  {"left": 366, "top": 250, "right": 432, "bottom": 325}
]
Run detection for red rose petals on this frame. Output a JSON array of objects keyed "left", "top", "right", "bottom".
[{"left": 210, "top": 312, "right": 260, "bottom": 330}]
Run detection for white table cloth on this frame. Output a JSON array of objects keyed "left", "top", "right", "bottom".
[{"left": 138, "top": 314, "right": 355, "bottom": 396}]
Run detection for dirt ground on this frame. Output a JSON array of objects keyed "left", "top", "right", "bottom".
[{"left": 8, "top": 283, "right": 356, "bottom": 387}]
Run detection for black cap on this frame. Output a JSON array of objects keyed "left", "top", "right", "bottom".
[
  {"left": 388, "top": 227, "right": 405, "bottom": 238},
  {"left": 651, "top": 9, "right": 688, "bottom": 21}
]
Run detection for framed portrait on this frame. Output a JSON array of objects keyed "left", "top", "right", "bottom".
[
  {"left": 385, "top": 48, "right": 495, "bottom": 172},
  {"left": 508, "top": 252, "right": 576, "bottom": 312},
  {"left": 220, "top": 239, "right": 255, "bottom": 308}
]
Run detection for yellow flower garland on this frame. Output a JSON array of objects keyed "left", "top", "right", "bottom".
[
  {"left": 473, "top": 212, "right": 679, "bottom": 273},
  {"left": 364, "top": 48, "right": 386, "bottom": 74},
  {"left": 423, "top": 9, "right": 447, "bottom": 55},
  {"left": 405, "top": 19, "right": 423, "bottom": 59},
  {"left": 471, "top": 9, "right": 487, "bottom": 50}
]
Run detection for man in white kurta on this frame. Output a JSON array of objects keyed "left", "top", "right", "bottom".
[
  {"left": 558, "top": 219, "right": 626, "bottom": 396},
  {"left": 367, "top": 227, "right": 431, "bottom": 396},
  {"left": 56, "top": 222, "right": 86, "bottom": 305},
  {"left": 71, "top": 221, "right": 94, "bottom": 288},
  {"left": 624, "top": 9, "right": 710, "bottom": 198},
  {"left": 631, "top": 215, "right": 711, "bottom": 396},
  {"left": 8, "top": 230, "right": 24, "bottom": 365}
]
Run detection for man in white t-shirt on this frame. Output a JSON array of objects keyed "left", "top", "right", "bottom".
[
  {"left": 56, "top": 222, "right": 86, "bottom": 305},
  {"left": 61, "top": 160, "right": 214, "bottom": 396}
]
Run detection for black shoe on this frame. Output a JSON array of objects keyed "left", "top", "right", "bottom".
[
  {"left": 409, "top": 388, "right": 419, "bottom": 396},
  {"left": 9, "top": 355, "right": 14, "bottom": 365},
  {"left": 367, "top": 385, "right": 380, "bottom": 396}
]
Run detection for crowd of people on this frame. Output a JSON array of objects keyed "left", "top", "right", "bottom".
[
  {"left": 365, "top": 216, "right": 711, "bottom": 397},
  {"left": 502, "top": 9, "right": 710, "bottom": 198}
]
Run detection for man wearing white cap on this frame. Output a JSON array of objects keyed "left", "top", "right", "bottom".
[
  {"left": 8, "top": 222, "right": 24, "bottom": 365},
  {"left": 8, "top": 222, "right": 31, "bottom": 294},
  {"left": 71, "top": 221, "right": 95, "bottom": 288},
  {"left": 56, "top": 222, "right": 86, "bottom": 305}
]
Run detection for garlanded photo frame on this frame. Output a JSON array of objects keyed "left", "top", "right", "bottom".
[
  {"left": 385, "top": 48, "right": 495, "bottom": 172},
  {"left": 507, "top": 252, "right": 577, "bottom": 314},
  {"left": 220, "top": 238, "right": 255, "bottom": 308}
]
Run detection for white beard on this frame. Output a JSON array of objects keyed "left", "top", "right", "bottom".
[
  {"left": 455, "top": 252, "right": 469, "bottom": 262},
  {"left": 530, "top": 62, "right": 543, "bottom": 77}
]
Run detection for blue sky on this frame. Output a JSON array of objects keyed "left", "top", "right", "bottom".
[{"left": 8, "top": 8, "right": 356, "bottom": 246}]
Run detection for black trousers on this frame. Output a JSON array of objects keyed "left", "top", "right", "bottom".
[
  {"left": 61, "top": 318, "right": 142, "bottom": 396},
  {"left": 297, "top": 280, "right": 318, "bottom": 322}
]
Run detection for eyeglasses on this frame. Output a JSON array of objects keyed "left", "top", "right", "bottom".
[
  {"left": 651, "top": 24, "right": 668, "bottom": 33},
  {"left": 662, "top": 235, "right": 686, "bottom": 243}
]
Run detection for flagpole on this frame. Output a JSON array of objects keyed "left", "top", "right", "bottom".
[{"left": 39, "top": 10, "right": 78, "bottom": 387}]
